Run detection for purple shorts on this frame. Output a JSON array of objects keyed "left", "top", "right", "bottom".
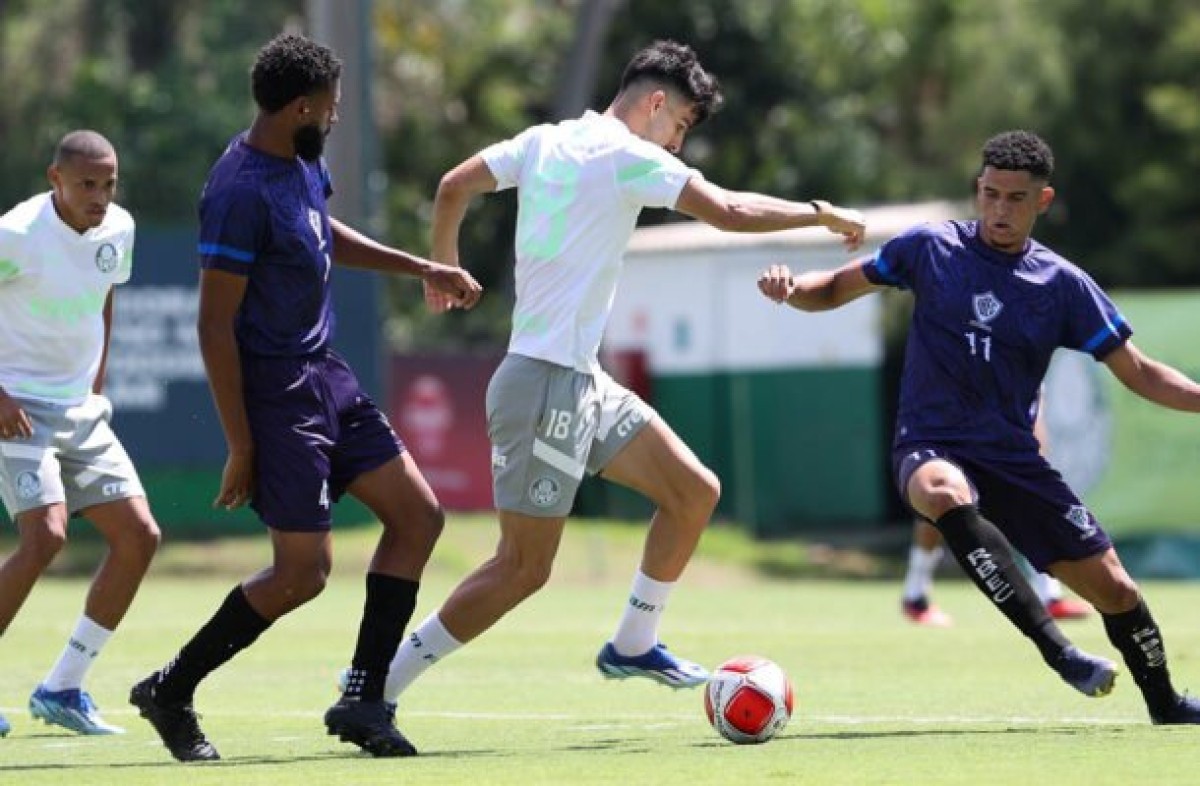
[
  {"left": 894, "top": 443, "right": 1112, "bottom": 571},
  {"left": 242, "top": 350, "right": 403, "bottom": 531}
]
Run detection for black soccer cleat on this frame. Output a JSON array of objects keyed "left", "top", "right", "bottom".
[
  {"left": 324, "top": 697, "right": 417, "bottom": 757},
  {"left": 1150, "top": 693, "right": 1200, "bottom": 725},
  {"left": 129, "top": 675, "right": 220, "bottom": 762}
]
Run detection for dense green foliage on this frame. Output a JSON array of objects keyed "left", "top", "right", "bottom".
[{"left": 3, "top": 0, "right": 1200, "bottom": 345}]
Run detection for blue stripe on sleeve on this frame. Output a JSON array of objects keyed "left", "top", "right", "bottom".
[
  {"left": 198, "top": 243, "right": 255, "bottom": 263},
  {"left": 1082, "top": 313, "right": 1127, "bottom": 352},
  {"left": 871, "top": 250, "right": 900, "bottom": 285}
]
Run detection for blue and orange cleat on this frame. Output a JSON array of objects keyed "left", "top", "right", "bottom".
[
  {"left": 595, "top": 642, "right": 709, "bottom": 689},
  {"left": 29, "top": 685, "right": 124, "bottom": 735}
]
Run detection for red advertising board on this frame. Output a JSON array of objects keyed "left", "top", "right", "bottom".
[{"left": 387, "top": 353, "right": 503, "bottom": 511}]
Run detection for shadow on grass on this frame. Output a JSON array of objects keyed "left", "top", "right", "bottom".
[{"left": 690, "top": 724, "right": 1128, "bottom": 748}]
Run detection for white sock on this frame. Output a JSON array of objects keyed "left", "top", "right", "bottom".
[
  {"left": 384, "top": 612, "right": 463, "bottom": 704},
  {"left": 902, "top": 546, "right": 943, "bottom": 602},
  {"left": 42, "top": 616, "right": 112, "bottom": 691},
  {"left": 610, "top": 570, "right": 673, "bottom": 656},
  {"left": 1032, "top": 571, "right": 1062, "bottom": 604}
]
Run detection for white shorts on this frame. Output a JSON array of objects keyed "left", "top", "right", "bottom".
[
  {"left": 0, "top": 394, "right": 145, "bottom": 518},
  {"left": 486, "top": 354, "right": 655, "bottom": 517}
]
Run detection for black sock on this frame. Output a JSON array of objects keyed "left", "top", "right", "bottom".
[
  {"left": 1102, "top": 599, "right": 1177, "bottom": 711},
  {"left": 933, "top": 504, "right": 1071, "bottom": 663},
  {"left": 155, "top": 585, "right": 271, "bottom": 704},
  {"left": 342, "top": 573, "right": 419, "bottom": 702}
]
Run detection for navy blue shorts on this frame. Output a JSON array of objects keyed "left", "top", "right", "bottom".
[
  {"left": 893, "top": 443, "right": 1112, "bottom": 571},
  {"left": 242, "top": 350, "right": 403, "bottom": 531}
]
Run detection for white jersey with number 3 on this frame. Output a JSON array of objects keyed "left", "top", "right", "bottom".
[
  {"left": 0, "top": 192, "right": 134, "bottom": 405},
  {"left": 481, "top": 111, "right": 697, "bottom": 373}
]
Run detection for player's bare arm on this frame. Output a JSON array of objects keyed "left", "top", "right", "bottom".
[
  {"left": 0, "top": 385, "right": 33, "bottom": 440},
  {"left": 423, "top": 155, "right": 497, "bottom": 313},
  {"left": 329, "top": 218, "right": 481, "bottom": 310},
  {"left": 1102, "top": 341, "right": 1200, "bottom": 412},
  {"left": 757, "top": 257, "right": 879, "bottom": 311},
  {"left": 93, "top": 290, "right": 115, "bottom": 395},
  {"left": 675, "top": 177, "right": 866, "bottom": 250},
  {"left": 197, "top": 268, "right": 256, "bottom": 510}
]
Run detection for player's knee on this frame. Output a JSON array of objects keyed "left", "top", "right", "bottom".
[
  {"left": 920, "top": 488, "right": 973, "bottom": 522},
  {"left": 19, "top": 519, "right": 68, "bottom": 565},
  {"left": 417, "top": 504, "right": 445, "bottom": 544},
  {"left": 695, "top": 465, "right": 721, "bottom": 512},
  {"left": 501, "top": 553, "right": 554, "bottom": 598},
  {"left": 295, "top": 569, "right": 330, "bottom": 603},
  {"left": 667, "top": 464, "right": 720, "bottom": 521},
  {"left": 1093, "top": 575, "right": 1141, "bottom": 614},
  {"left": 117, "top": 516, "right": 161, "bottom": 563}
]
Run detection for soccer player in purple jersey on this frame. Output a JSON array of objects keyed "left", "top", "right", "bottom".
[
  {"left": 759, "top": 129, "right": 1200, "bottom": 724},
  {"left": 128, "top": 34, "right": 481, "bottom": 762}
]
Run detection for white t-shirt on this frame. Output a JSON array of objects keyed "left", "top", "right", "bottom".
[
  {"left": 481, "top": 110, "right": 698, "bottom": 373},
  {"left": 0, "top": 192, "right": 134, "bottom": 404}
]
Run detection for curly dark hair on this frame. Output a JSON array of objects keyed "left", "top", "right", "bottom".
[
  {"left": 251, "top": 33, "right": 342, "bottom": 113},
  {"left": 981, "top": 130, "right": 1054, "bottom": 180},
  {"left": 619, "top": 40, "right": 723, "bottom": 126}
]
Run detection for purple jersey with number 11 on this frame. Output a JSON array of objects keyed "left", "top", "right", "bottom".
[{"left": 863, "top": 219, "right": 1131, "bottom": 459}]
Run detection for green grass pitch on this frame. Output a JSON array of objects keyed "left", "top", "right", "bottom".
[{"left": 2, "top": 518, "right": 1198, "bottom": 785}]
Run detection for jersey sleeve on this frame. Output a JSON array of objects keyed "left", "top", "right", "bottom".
[
  {"left": 613, "top": 141, "right": 698, "bottom": 209},
  {"left": 480, "top": 126, "right": 543, "bottom": 191},
  {"left": 0, "top": 227, "right": 22, "bottom": 284},
  {"left": 1059, "top": 267, "right": 1132, "bottom": 359},
  {"left": 198, "top": 183, "right": 267, "bottom": 276},
  {"left": 113, "top": 223, "right": 135, "bottom": 285},
  {"left": 861, "top": 224, "right": 931, "bottom": 290}
]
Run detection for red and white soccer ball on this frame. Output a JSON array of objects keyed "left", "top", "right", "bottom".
[{"left": 704, "top": 655, "right": 794, "bottom": 744}]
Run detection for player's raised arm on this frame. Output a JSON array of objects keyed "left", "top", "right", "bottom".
[
  {"left": 757, "top": 257, "right": 880, "bottom": 312},
  {"left": 675, "top": 177, "right": 865, "bottom": 250},
  {"left": 425, "top": 154, "right": 498, "bottom": 313},
  {"left": 329, "top": 217, "right": 481, "bottom": 310},
  {"left": 1102, "top": 341, "right": 1200, "bottom": 412}
]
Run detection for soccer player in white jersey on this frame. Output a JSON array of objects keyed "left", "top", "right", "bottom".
[
  {"left": 350, "top": 40, "right": 864, "bottom": 747},
  {"left": 0, "top": 131, "right": 161, "bottom": 738}
]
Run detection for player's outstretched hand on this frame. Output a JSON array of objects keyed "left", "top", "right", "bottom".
[
  {"left": 757, "top": 264, "right": 796, "bottom": 304},
  {"left": 214, "top": 450, "right": 254, "bottom": 510},
  {"left": 816, "top": 202, "right": 866, "bottom": 252},
  {"left": 424, "top": 263, "right": 482, "bottom": 312},
  {"left": 0, "top": 390, "right": 33, "bottom": 440}
]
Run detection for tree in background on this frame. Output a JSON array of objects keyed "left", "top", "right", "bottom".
[
  {"left": 2, "top": 0, "right": 1200, "bottom": 345},
  {"left": 0, "top": 1, "right": 301, "bottom": 221},
  {"left": 1040, "top": 0, "right": 1200, "bottom": 285}
]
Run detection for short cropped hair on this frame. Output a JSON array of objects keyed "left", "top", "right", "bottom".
[
  {"left": 251, "top": 33, "right": 342, "bottom": 113},
  {"left": 619, "top": 40, "right": 723, "bottom": 126},
  {"left": 981, "top": 130, "right": 1054, "bottom": 180},
  {"left": 53, "top": 130, "right": 116, "bottom": 166}
]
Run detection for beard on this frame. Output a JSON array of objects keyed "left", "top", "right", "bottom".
[{"left": 294, "top": 122, "right": 327, "bottom": 162}]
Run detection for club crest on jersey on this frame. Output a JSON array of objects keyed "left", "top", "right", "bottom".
[
  {"left": 970, "top": 291, "right": 1004, "bottom": 330},
  {"left": 1064, "top": 505, "right": 1096, "bottom": 538},
  {"left": 308, "top": 208, "right": 326, "bottom": 249},
  {"left": 94, "top": 243, "right": 119, "bottom": 273}
]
